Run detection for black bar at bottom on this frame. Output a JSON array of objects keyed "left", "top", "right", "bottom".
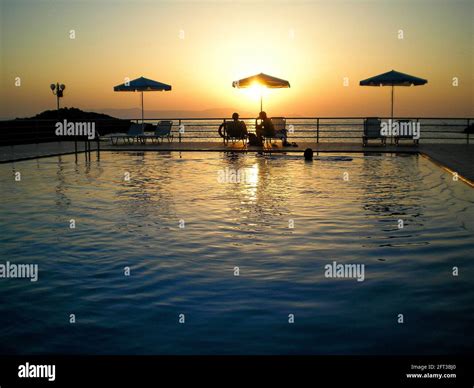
[{"left": 0, "top": 355, "right": 471, "bottom": 386}]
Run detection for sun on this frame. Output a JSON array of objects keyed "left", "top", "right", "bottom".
[
  {"left": 248, "top": 82, "right": 264, "bottom": 99},
  {"left": 240, "top": 82, "right": 270, "bottom": 101}
]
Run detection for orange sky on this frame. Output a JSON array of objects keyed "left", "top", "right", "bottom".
[{"left": 0, "top": 0, "right": 472, "bottom": 119}]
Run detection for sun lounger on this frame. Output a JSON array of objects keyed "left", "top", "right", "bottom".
[
  {"left": 220, "top": 121, "right": 248, "bottom": 145},
  {"left": 394, "top": 119, "right": 419, "bottom": 145},
  {"left": 144, "top": 121, "right": 174, "bottom": 144},
  {"left": 110, "top": 123, "right": 145, "bottom": 145},
  {"left": 363, "top": 118, "right": 386, "bottom": 146},
  {"left": 262, "top": 117, "right": 287, "bottom": 146}
]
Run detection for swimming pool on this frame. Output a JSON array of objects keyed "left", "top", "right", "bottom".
[{"left": 0, "top": 151, "right": 473, "bottom": 354}]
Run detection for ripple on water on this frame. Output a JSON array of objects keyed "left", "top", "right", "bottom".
[{"left": 0, "top": 152, "right": 473, "bottom": 354}]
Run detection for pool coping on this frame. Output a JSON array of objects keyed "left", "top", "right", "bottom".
[{"left": 419, "top": 152, "right": 474, "bottom": 188}]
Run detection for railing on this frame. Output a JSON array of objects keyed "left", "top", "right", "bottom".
[
  {"left": 0, "top": 117, "right": 471, "bottom": 146},
  {"left": 124, "top": 117, "right": 472, "bottom": 144}
]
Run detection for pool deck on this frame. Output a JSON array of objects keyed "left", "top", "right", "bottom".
[{"left": 1, "top": 141, "right": 473, "bottom": 186}]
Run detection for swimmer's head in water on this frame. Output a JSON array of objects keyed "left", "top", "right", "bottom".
[{"left": 304, "top": 148, "right": 313, "bottom": 160}]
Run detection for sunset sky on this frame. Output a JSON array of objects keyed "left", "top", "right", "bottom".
[{"left": 0, "top": 0, "right": 472, "bottom": 119}]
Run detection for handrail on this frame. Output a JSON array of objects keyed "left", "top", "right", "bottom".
[
  {"left": 1, "top": 117, "right": 472, "bottom": 146},
  {"left": 5, "top": 116, "right": 473, "bottom": 121}
]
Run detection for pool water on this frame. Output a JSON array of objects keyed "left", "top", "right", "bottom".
[{"left": 0, "top": 151, "right": 473, "bottom": 354}]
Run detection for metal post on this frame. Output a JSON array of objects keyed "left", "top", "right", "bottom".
[
  {"left": 74, "top": 137, "right": 78, "bottom": 162},
  {"left": 391, "top": 85, "right": 394, "bottom": 121},
  {"left": 223, "top": 118, "right": 227, "bottom": 145},
  {"left": 141, "top": 91, "right": 144, "bottom": 124},
  {"left": 416, "top": 118, "right": 420, "bottom": 145},
  {"left": 391, "top": 85, "right": 394, "bottom": 145},
  {"left": 468, "top": 119, "right": 470, "bottom": 145},
  {"left": 178, "top": 119, "right": 182, "bottom": 143},
  {"left": 316, "top": 118, "right": 320, "bottom": 144}
]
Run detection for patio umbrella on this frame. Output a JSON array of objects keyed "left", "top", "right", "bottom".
[
  {"left": 359, "top": 70, "right": 427, "bottom": 122},
  {"left": 114, "top": 76, "right": 172, "bottom": 123},
  {"left": 232, "top": 73, "right": 290, "bottom": 111}
]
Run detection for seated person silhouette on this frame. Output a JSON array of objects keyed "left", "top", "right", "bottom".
[
  {"left": 218, "top": 112, "right": 248, "bottom": 140},
  {"left": 255, "top": 111, "right": 275, "bottom": 144},
  {"left": 255, "top": 111, "right": 292, "bottom": 146}
]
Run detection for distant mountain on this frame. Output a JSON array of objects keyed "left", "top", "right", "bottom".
[{"left": 90, "top": 107, "right": 257, "bottom": 119}]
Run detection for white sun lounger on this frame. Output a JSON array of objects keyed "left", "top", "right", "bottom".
[
  {"left": 262, "top": 117, "right": 287, "bottom": 146},
  {"left": 144, "top": 121, "right": 174, "bottom": 144},
  {"left": 363, "top": 118, "right": 386, "bottom": 146},
  {"left": 110, "top": 123, "right": 146, "bottom": 145},
  {"left": 220, "top": 121, "right": 248, "bottom": 145}
]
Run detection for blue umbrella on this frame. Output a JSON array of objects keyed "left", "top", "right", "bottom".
[
  {"left": 360, "top": 70, "right": 427, "bottom": 121},
  {"left": 114, "top": 77, "right": 172, "bottom": 123}
]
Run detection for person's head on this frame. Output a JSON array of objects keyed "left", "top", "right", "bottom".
[
  {"left": 232, "top": 112, "right": 239, "bottom": 121},
  {"left": 259, "top": 111, "right": 267, "bottom": 120},
  {"left": 304, "top": 148, "right": 314, "bottom": 161}
]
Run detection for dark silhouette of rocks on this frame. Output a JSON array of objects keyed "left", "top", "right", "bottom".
[{"left": 0, "top": 107, "right": 132, "bottom": 145}]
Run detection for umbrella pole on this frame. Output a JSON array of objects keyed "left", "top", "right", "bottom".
[
  {"left": 141, "top": 91, "right": 144, "bottom": 124},
  {"left": 391, "top": 85, "right": 394, "bottom": 144},
  {"left": 391, "top": 85, "right": 394, "bottom": 122}
]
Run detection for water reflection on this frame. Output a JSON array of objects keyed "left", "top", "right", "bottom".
[
  {"left": 0, "top": 152, "right": 473, "bottom": 355},
  {"left": 220, "top": 153, "right": 294, "bottom": 235},
  {"left": 360, "top": 154, "right": 426, "bottom": 247},
  {"left": 54, "top": 155, "right": 71, "bottom": 210},
  {"left": 115, "top": 152, "right": 177, "bottom": 232}
]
